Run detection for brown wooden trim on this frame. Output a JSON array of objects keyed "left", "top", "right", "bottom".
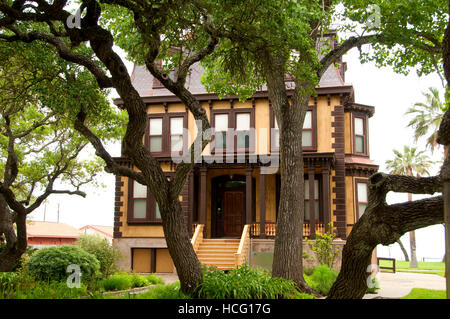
[
  {"left": 308, "top": 166, "right": 316, "bottom": 239},
  {"left": 188, "top": 172, "right": 194, "bottom": 237},
  {"left": 321, "top": 163, "right": 331, "bottom": 233},
  {"left": 114, "top": 86, "right": 355, "bottom": 106},
  {"left": 245, "top": 167, "right": 253, "bottom": 225},
  {"left": 331, "top": 105, "right": 347, "bottom": 239},
  {"left": 113, "top": 176, "right": 123, "bottom": 238},
  {"left": 199, "top": 167, "right": 207, "bottom": 236},
  {"left": 259, "top": 169, "right": 266, "bottom": 239}
]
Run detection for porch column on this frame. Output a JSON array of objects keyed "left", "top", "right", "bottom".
[
  {"left": 321, "top": 163, "right": 331, "bottom": 233},
  {"left": 308, "top": 166, "right": 316, "bottom": 239},
  {"left": 199, "top": 167, "right": 207, "bottom": 237},
  {"left": 188, "top": 172, "right": 194, "bottom": 237},
  {"left": 259, "top": 168, "right": 266, "bottom": 239},
  {"left": 245, "top": 167, "right": 253, "bottom": 225}
]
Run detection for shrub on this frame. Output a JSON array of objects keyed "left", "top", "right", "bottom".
[
  {"left": 76, "top": 235, "right": 122, "bottom": 278},
  {"left": 307, "top": 264, "right": 339, "bottom": 296},
  {"left": 0, "top": 272, "right": 20, "bottom": 292},
  {"left": 131, "top": 273, "right": 150, "bottom": 288},
  {"left": 198, "top": 264, "right": 314, "bottom": 299},
  {"left": 101, "top": 273, "right": 133, "bottom": 291},
  {"left": 26, "top": 245, "right": 100, "bottom": 284},
  {"left": 144, "top": 274, "right": 165, "bottom": 285},
  {"left": 11, "top": 281, "right": 88, "bottom": 299},
  {"left": 307, "top": 222, "right": 340, "bottom": 269}
]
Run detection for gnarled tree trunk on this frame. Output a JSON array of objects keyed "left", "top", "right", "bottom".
[
  {"left": 0, "top": 195, "right": 27, "bottom": 272},
  {"left": 327, "top": 173, "right": 443, "bottom": 299}
]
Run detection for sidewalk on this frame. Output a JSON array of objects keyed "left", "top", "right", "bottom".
[{"left": 363, "top": 272, "right": 446, "bottom": 299}]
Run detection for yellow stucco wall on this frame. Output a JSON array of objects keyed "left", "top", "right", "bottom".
[{"left": 345, "top": 176, "right": 355, "bottom": 236}]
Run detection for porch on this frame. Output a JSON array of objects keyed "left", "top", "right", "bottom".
[{"left": 186, "top": 153, "right": 335, "bottom": 241}]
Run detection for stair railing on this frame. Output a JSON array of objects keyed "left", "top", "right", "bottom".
[
  {"left": 234, "top": 224, "right": 250, "bottom": 267},
  {"left": 191, "top": 224, "right": 204, "bottom": 253}
]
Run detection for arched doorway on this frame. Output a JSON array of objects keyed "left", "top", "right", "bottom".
[{"left": 211, "top": 175, "right": 246, "bottom": 238}]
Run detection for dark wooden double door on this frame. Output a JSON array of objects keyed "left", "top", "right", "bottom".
[{"left": 212, "top": 176, "right": 246, "bottom": 238}]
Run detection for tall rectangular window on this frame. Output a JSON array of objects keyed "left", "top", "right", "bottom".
[
  {"left": 304, "top": 179, "right": 319, "bottom": 221},
  {"left": 356, "top": 181, "right": 368, "bottom": 219},
  {"left": 149, "top": 118, "right": 163, "bottom": 153},
  {"left": 132, "top": 180, "right": 147, "bottom": 219},
  {"left": 128, "top": 179, "right": 162, "bottom": 224},
  {"left": 302, "top": 111, "right": 313, "bottom": 147},
  {"left": 354, "top": 116, "right": 366, "bottom": 154},
  {"left": 170, "top": 117, "right": 184, "bottom": 153},
  {"left": 214, "top": 113, "right": 228, "bottom": 150},
  {"left": 236, "top": 112, "right": 250, "bottom": 150}
]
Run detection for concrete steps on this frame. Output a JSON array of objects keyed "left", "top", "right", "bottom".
[{"left": 196, "top": 238, "right": 240, "bottom": 270}]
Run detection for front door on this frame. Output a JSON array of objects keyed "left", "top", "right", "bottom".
[{"left": 223, "top": 190, "right": 245, "bottom": 237}]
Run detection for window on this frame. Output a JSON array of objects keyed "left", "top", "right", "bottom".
[
  {"left": 235, "top": 112, "right": 251, "bottom": 151},
  {"left": 210, "top": 108, "right": 255, "bottom": 154},
  {"left": 147, "top": 113, "right": 186, "bottom": 156},
  {"left": 356, "top": 180, "right": 368, "bottom": 219},
  {"left": 149, "top": 118, "right": 163, "bottom": 153},
  {"left": 128, "top": 179, "right": 161, "bottom": 224},
  {"left": 170, "top": 117, "right": 184, "bottom": 153},
  {"left": 214, "top": 113, "right": 228, "bottom": 151},
  {"left": 304, "top": 179, "right": 320, "bottom": 221},
  {"left": 303, "top": 111, "right": 313, "bottom": 148},
  {"left": 354, "top": 116, "right": 367, "bottom": 154},
  {"left": 271, "top": 107, "right": 315, "bottom": 151}
]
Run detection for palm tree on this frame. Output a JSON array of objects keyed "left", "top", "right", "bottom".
[
  {"left": 386, "top": 145, "right": 434, "bottom": 268},
  {"left": 406, "top": 87, "right": 449, "bottom": 156}
]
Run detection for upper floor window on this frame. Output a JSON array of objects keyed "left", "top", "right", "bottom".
[
  {"left": 271, "top": 107, "right": 316, "bottom": 152},
  {"left": 353, "top": 116, "right": 368, "bottom": 155},
  {"left": 355, "top": 179, "right": 368, "bottom": 219},
  {"left": 147, "top": 113, "right": 187, "bottom": 156},
  {"left": 211, "top": 108, "right": 255, "bottom": 154},
  {"left": 128, "top": 180, "right": 161, "bottom": 224}
]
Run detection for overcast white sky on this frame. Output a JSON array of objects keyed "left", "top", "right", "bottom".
[{"left": 28, "top": 43, "right": 446, "bottom": 262}]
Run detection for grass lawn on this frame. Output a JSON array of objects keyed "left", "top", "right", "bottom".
[
  {"left": 378, "top": 260, "right": 445, "bottom": 276},
  {"left": 401, "top": 288, "right": 446, "bottom": 299}
]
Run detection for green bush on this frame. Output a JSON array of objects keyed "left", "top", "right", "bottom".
[
  {"left": 307, "top": 264, "right": 339, "bottom": 296},
  {"left": 131, "top": 273, "right": 150, "bottom": 288},
  {"left": 198, "top": 264, "right": 314, "bottom": 299},
  {"left": 144, "top": 274, "right": 164, "bottom": 285},
  {"left": 101, "top": 273, "right": 133, "bottom": 291},
  {"left": 26, "top": 245, "right": 100, "bottom": 284},
  {"left": 0, "top": 272, "right": 20, "bottom": 292},
  {"left": 76, "top": 235, "right": 122, "bottom": 279},
  {"left": 307, "top": 222, "right": 340, "bottom": 269}
]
